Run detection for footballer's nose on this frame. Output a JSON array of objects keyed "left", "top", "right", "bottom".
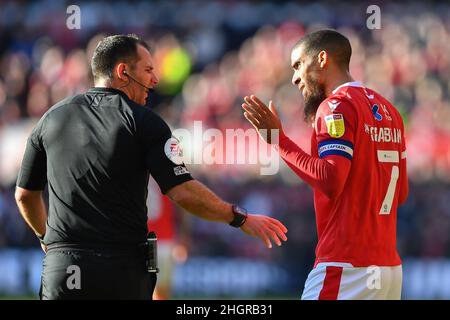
[{"left": 292, "top": 73, "right": 301, "bottom": 87}]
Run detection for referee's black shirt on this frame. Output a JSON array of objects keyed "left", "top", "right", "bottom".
[{"left": 16, "top": 87, "right": 193, "bottom": 246}]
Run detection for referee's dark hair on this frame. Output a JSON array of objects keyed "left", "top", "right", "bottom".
[
  {"left": 294, "top": 29, "right": 352, "bottom": 71},
  {"left": 91, "top": 34, "right": 151, "bottom": 81}
]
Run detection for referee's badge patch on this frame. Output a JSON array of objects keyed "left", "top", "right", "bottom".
[
  {"left": 174, "top": 166, "right": 189, "bottom": 176},
  {"left": 325, "top": 113, "right": 345, "bottom": 138},
  {"left": 164, "top": 137, "right": 184, "bottom": 165}
]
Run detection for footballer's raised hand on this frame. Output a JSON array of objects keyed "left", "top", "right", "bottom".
[
  {"left": 242, "top": 95, "right": 284, "bottom": 144},
  {"left": 240, "top": 214, "right": 288, "bottom": 249}
]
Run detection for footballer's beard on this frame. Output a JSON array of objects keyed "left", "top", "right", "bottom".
[{"left": 303, "top": 82, "right": 326, "bottom": 123}]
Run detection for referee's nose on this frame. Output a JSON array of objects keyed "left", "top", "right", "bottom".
[{"left": 152, "top": 73, "right": 159, "bottom": 87}]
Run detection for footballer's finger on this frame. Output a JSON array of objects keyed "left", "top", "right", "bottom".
[
  {"left": 269, "top": 101, "right": 280, "bottom": 118},
  {"left": 245, "top": 96, "right": 268, "bottom": 115},
  {"left": 243, "top": 112, "right": 260, "bottom": 127},
  {"left": 242, "top": 103, "right": 263, "bottom": 120},
  {"left": 242, "top": 101, "right": 259, "bottom": 116},
  {"left": 243, "top": 96, "right": 258, "bottom": 111},
  {"left": 251, "top": 95, "right": 268, "bottom": 110}
]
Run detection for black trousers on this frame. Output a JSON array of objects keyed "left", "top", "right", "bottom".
[{"left": 40, "top": 246, "right": 156, "bottom": 300}]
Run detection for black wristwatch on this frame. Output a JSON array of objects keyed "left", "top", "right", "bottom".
[{"left": 229, "top": 205, "right": 248, "bottom": 228}]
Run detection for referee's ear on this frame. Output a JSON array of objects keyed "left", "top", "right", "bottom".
[{"left": 116, "top": 63, "right": 127, "bottom": 81}]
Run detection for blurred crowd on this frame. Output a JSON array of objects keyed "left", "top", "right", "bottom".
[{"left": 1, "top": 0, "right": 450, "bottom": 292}]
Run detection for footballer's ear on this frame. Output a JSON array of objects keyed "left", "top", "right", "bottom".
[{"left": 317, "top": 50, "right": 328, "bottom": 69}]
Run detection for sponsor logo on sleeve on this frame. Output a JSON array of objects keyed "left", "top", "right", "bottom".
[
  {"left": 325, "top": 113, "right": 345, "bottom": 138},
  {"left": 164, "top": 137, "right": 184, "bottom": 165},
  {"left": 173, "top": 166, "right": 190, "bottom": 176}
]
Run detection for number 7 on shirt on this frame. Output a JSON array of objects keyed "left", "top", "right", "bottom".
[{"left": 377, "top": 150, "right": 400, "bottom": 215}]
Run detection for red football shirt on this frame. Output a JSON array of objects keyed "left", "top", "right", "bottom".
[{"left": 279, "top": 82, "right": 407, "bottom": 267}]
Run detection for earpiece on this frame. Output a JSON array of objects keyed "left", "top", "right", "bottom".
[{"left": 120, "top": 69, "right": 151, "bottom": 91}]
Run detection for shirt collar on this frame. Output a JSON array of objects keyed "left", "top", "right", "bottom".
[
  {"left": 88, "top": 87, "right": 130, "bottom": 99},
  {"left": 332, "top": 81, "right": 363, "bottom": 94}
]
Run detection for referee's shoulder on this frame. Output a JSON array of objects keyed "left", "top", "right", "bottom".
[
  {"left": 41, "top": 93, "right": 87, "bottom": 119},
  {"left": 129, "top": 102, "right": 170, "bottom": 130}
]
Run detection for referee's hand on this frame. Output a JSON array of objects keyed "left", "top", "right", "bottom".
[{"left": 240, "top": 214, "right": 288, "bottom": 248}]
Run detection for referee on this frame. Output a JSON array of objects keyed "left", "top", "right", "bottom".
[{"left": 14, "top": 34, "right": 288, "bottom": 300}]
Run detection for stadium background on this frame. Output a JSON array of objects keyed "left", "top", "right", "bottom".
[{"left": 0, "top": 0, "right": 449, "bottom": 299}]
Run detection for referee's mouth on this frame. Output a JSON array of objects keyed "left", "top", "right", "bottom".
[
  {"left": 145, "top": 88, "right": 153, "bottom": 96},
  {"left": 144, "top": 89, "right": 153, "bottom": 106}
]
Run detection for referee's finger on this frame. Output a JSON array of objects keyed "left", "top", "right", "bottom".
[
  {"left": 267, "top": 216, "right": 288, "bottom": 233},
  {"left": 257, "top": 226, "right": 272, "bottom": 249},
  {"left": 266, "top": 228, "right": 282, "bottom": 247},
  {"left": 267, "top": 220, "right": 288, "bottom": 242}
]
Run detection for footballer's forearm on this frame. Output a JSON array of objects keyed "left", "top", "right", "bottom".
[{"left": 277, "top": 133, "right": 351, "bottom": 199}]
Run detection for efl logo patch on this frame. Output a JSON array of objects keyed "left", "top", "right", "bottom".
[
  {"left": 325, "top": 113, "right": 345, "bottom": 138},
  {"left": 164, "top": 137, "right": 184, "bottom": 165}
]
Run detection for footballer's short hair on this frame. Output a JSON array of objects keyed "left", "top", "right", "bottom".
[{"left": 294, "top": 29, "right": 352, "bottom": 71}]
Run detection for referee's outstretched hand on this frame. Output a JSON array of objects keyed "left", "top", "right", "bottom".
[
  {"left": 240, "top": 214, "right": 288, "bottom": 249},
  {"left": 168, "top": 180, "right": 288, "bottom": 249}
]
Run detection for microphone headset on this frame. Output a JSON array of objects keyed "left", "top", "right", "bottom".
[{"left": 122, "top": 70, "right": 152, "bottom": 91}]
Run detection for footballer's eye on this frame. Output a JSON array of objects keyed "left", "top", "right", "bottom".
[{"left": 293, "top": 61, "right": 303, "bottom": 70}]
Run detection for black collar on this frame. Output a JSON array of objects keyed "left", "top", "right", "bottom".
[{"left": 88, "top": 87, "right": 130, "bottom": 99}]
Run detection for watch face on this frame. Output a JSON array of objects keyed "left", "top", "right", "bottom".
[{"left": 234, "top": 206, "right": 247, "bottom": 215}]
